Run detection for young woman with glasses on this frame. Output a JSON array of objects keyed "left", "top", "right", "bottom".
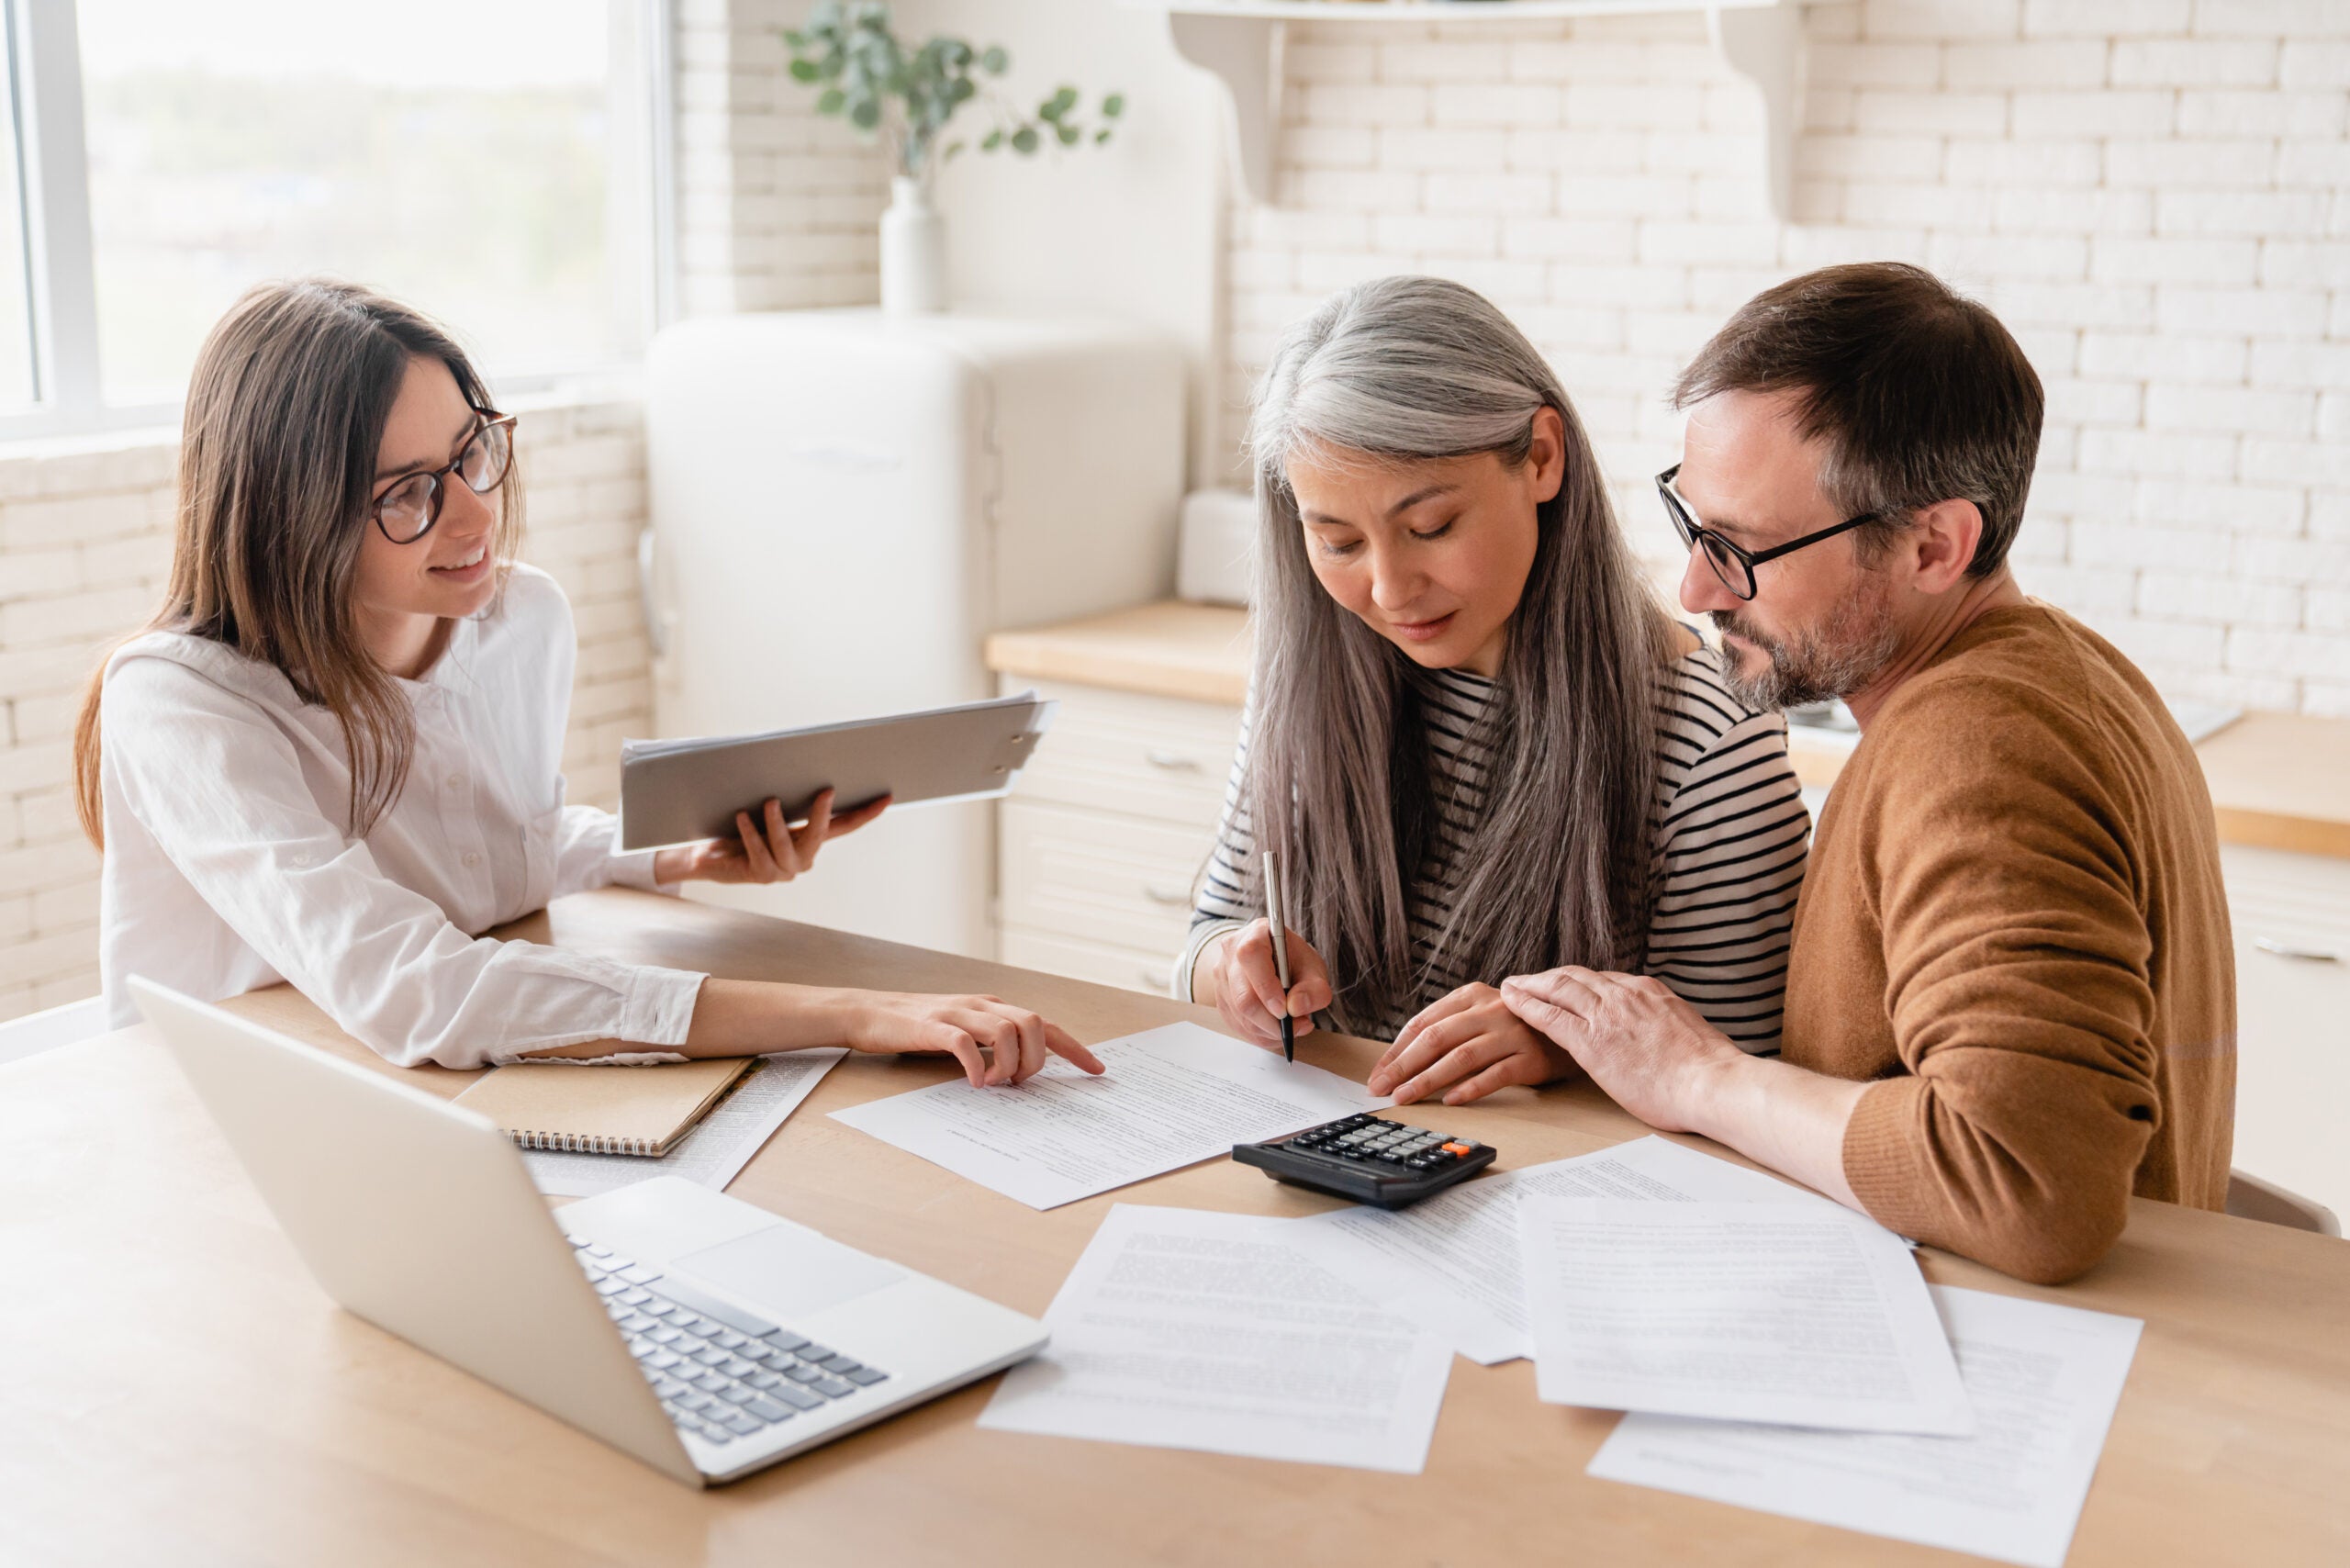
[
  {"left": 73, "top": 278, "right": 1102, "bottom": 1084},
  {"left": 1180, "top": 275, "right": 1810, "bottom": 1107}
]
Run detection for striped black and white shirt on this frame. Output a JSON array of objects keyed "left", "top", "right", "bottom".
[{"left": 1176, "top": 645, "right": 1810, "bottom": 1050}]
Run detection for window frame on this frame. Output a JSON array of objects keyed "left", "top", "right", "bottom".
[{"left": 0, "top": 0, "right": 675, "bottom": 443}]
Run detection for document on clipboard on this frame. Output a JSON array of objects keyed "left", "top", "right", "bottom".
[{"left": 618, "top": 691, "right": 1056, "bottom": 850}]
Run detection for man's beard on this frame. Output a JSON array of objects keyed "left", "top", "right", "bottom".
[{"left": 1710, "top": 577, "right": 1902, "bottom": 713}]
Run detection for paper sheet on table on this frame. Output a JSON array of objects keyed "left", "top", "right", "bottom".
[
  {"left": 978, "top": 1204, "right": 1454, "bottom": 1473},
  {"left": 1590, "top": 1286, "right": 2142, "bottom": 1568},
  {"left": 525, "top": 1049, "right": 845, "bottom": 1198},
  {"left": 1518, "top": 1197, "right": 1973, "bottom": 1434},
  {"left": 1283, "top": 1136, "right": 1845, "bottom": 1365},
  {"left": 828, "top": 1023, "right": 1387, "bottom": 1209}
]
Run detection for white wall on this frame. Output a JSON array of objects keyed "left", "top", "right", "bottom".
[
  {"left": 894, "top": 0, "right": 1230, "bottom": 487},
  {"left": 1223, "top": 0, "right": 2350, "bottom": 715}
]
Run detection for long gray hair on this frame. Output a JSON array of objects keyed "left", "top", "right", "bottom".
[{"left": 1244, "top": 275, "right": 1672, "bottom": 1034}]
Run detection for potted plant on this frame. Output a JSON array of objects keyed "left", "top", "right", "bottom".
[{"left": 783, "top": 2, "right": 1126, "bottom": 315}]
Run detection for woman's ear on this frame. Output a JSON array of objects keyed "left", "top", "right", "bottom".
[{"left": 1527, "top": 405, "right": 1568, "bottom": 504}]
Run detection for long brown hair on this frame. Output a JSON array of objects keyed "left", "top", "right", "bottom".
[
  {"left": 1244, "top": 275, "right": 1673, "bottom": 1033},
  {"left": 73, "top": 278, "right": 522, "bottom": 848}
]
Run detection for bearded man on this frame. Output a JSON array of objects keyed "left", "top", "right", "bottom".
[{"left": 1385, "top": 262, "right": 2235, "bottom": 1284}]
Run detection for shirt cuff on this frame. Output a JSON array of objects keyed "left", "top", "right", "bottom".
[
  {"left": 618, "top": 964, "right": 706, "bottom": 1048},
  {"left": 1840, "top": 1075, "right": 1936, "bottom": 1238},
  {"left": 606, "top": 846, "right": 677, "bottom": 895}
]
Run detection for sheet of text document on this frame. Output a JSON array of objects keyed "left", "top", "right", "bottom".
[
  {"left": 829, "top": 1023, "right": 1387, "bottom": 1209},
  {"left": 1590, "top": 1286, "right": 2142, "bottom": 1568},
  {"left": 1519, "top": 1197, "right": 1973, "bottom": 1435},
  {"left": 979, "top": 1204, "right": 1454, "bottom": 1473},
  {"left": 1283, "top": 1136, "right": 1849, "bottom": 1364}
]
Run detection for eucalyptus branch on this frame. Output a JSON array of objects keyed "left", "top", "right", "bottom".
[{"left": 782, "top": 2, "right": 1124, "bottom": 185}]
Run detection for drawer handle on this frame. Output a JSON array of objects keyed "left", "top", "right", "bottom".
[
  {"left": 2255, "top": 935, "right": 2342, "bottom": 963},
  {"left": 1143, "top": 882, "right": 1192, "bottom": 906},
  {"left": 1144, "top": 749, "right": 1203, "bottom": 772}
]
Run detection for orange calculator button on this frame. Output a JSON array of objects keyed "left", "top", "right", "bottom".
[{"left": 1441, "top": 1142, "right": 1473, "bottom": 1156}]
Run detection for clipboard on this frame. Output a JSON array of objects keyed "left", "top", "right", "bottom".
[{"left": 618, "top": 691, "right": 1057, "bottom": 850}]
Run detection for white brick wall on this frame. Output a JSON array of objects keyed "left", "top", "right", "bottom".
[
  {"left": 0, "top": 396, "right": 654, "bottom": 1024},
  {"left": 1226, "top": 0, "right": 2350, "bottom": 716},
  {"left": 676, "top": 0, "right": 888, "bottom": 314}
]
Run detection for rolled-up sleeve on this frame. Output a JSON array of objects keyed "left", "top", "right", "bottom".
[{"left": 106, "top": 659, "right": 705, "bottom": 1070}]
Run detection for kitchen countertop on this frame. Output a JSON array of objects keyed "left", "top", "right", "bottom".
[{"left": 983, "top": 600, "right": 2350, "bottom": 859}]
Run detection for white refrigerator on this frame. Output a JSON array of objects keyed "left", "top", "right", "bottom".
[{"left": 641, "top": 310, "right": 1186, "bottom": 958}]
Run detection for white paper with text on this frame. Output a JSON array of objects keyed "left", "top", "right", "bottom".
[
  {"left": 1520, "top": 1197, "right": 1972, "bottom": 1434},
  {"left": 1590, "top": 1286, "right": 2141, "bottom": 1568},
  {"left": 1283, "top": 1137, "right": 1845, "bottom": 1364},
  {"left": 829, "top": 1023, "right": 1387, "bottom": 1209},
  {"left": 979, "top": 1204, "right": 1453, "bottom": 1473}
]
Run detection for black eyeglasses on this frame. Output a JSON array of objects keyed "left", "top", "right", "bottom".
[
  {"left": 1656, "top": 464, "right": 1881, "bottom": 601},
  {"left": 372, "top": 413, "right": 518, "bottom": 545}
]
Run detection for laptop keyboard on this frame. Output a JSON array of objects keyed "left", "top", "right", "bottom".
[{"left": 566, "top": 1235, "right": 890, "bottom": 1448}]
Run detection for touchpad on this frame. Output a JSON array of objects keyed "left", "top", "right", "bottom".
[{"left": 671, "top": 1221, "right": 905, "bottom": 1322}]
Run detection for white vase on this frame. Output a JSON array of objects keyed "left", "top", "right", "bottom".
[{"left": 878, "top": 176, "right": 947, "bottom": 316}]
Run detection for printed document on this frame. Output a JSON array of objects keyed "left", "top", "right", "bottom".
[
  {"left": 1284, "top": 1136, "right": 1843, "bottom": 1364},
  {"left": 526, "top": 1050, "right": 845, "bottom": 1198},
  {"left": 828, "top": 1023, "right": 1386, "bottom": 1209},
  {"left": 1518, "top": 1197, "right": 1973, "bottom": 1434},
  {"left": 1590, "top": 1286, "right": 2142, "bottom": 1568},
  {"left": 979, "top": 1204, "right": 1454, "bottom": 1473}
]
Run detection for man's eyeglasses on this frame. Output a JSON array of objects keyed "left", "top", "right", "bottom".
[
  {"left": 373, "top": 413, "right": 518, "bottom": 545},
  {"left": 1656, "top": 463, "right": 1881, "bottom": 601}
]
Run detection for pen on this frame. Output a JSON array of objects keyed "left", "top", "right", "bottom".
[{"left": 1263, "top": 847, "right": 1294, "bottom": 1063}]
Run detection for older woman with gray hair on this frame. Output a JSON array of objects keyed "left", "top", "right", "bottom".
[{"left": 1176, "top": 274, "right": 1808, "bottom": 1107}]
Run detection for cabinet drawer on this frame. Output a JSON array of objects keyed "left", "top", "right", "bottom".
[
  {"left": 1000, "top": 677, "right": 1240, "bottom": 832},
  {"left": 2222, "top": 845, "right": 2350, "bottom": 1218},
  {"left": 999, "top": 927, "right": 1180, "bottom": 998},
  {"left": 1000, "top": 800, "right": 1214, "bottom": 956}
]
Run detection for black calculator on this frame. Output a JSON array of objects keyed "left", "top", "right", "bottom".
[{"left": 1233, "top": 1113, "right": 1496, "bottom": 1209}]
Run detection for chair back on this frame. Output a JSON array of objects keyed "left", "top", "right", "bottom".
[{"left": 2226, "top": 1169, "right": 2343, "bottom": 1238}]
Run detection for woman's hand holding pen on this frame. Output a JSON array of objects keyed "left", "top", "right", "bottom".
[
  {"left": 1368, "top": 982, "right": 1576, "bottom": 1106},
  {"left": 1201, "top": 920, "right": 1333, "bottom": 1052},
  {"left": 653, "top": 787, "right": 890, "bottom": 886}
]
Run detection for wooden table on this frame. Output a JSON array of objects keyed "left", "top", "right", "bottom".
[{"left": 6, "top": 890, "right": 2348, "bottom": 1567}]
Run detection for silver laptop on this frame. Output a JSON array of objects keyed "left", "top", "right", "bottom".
[{"left": 130, "top": 978, "right": 1047, "bottom": 1487}]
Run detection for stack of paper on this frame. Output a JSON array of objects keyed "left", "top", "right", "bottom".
[
  {"left": 1591, "top": 1287, "right": 2143, "bottom": 1568},
  {"left": 1516, "top": 1197, "right": 1973, "bottom": 1434},
  {"left": 1282, "top": 1135, "right": 1849, "bottom": 1365}
]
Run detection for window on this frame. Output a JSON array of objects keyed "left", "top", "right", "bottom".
[{"left": 1, "top": 0, "right": 666, "bottom": 435}]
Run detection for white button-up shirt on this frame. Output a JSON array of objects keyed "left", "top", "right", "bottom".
[{"left": 96, "top": 565, "right": 704, "bottom": 1068}]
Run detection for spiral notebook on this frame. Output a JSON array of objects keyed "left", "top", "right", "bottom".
[{"left": 451, "top": 1056, "right": 755, "bottom": 1157}]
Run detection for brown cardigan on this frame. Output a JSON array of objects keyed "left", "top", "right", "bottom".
[{"left": 1783, "top": 602, "right": 2234, "bottom": 1284}]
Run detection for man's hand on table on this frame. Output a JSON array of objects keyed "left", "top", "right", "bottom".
[{"left": 1499, "top": 965, "right": 1867, "bottom": 1211}]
